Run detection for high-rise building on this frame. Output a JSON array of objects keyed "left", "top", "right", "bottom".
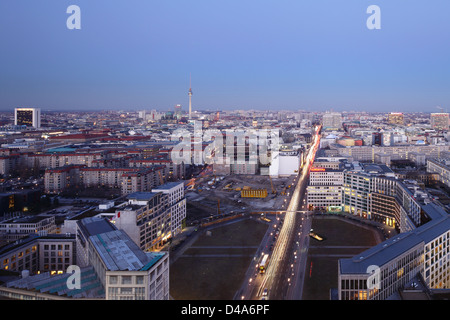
[
  {"left": 306, "top": 165, "right": 344, "bottom": 212},
  {"left": 430, "top": 113, "right": 449, "bottom": 130},
  {"left": 14, "top": 108, "right": 41, "bottom": 128},
  {"left": 174, "top": 104, "right": 182, "bottom": 119},
  {"left": 388, "top": 112, "right": 404, "bottom": 125},
  {"left": 322, "top": 112, "right": 342, "bottom": 130}
]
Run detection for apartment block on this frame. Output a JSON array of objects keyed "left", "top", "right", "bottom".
[
  {"left": 129, "top": 158, "right": 185, "bottom": 180},
  {"left": 111, "top": 192, "right": 171, "bottom": 251},
  {"left": 427, "top": 158, "right": 450, "bottom": 188},
  {"left": 44, "top": 165, "right": 166, "bottom": 195},
  {"left": 152, "top": 181, "right": 186, "bottom": 237}
]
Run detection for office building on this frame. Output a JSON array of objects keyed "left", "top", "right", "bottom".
[
  {"left": 430, "top": 113, "right": 449, "bottom": 131},
  {"left": 322, "top": 112, "right": 342, "bottom": 130},
  {"left": 76, "top": 217, "right": 169, "bottom": 300},
  {"left": 0, "top": 216, "right": 57, "bottom": 243},
  {"left": 338, "top": 202, "right": 450, "bottom": 299},
  {"left": 0, "top": 233, "right": 76, "bottom": 276},
  {"left": 1, "top": 217, "right": 170, "bottom": 300},
  {"left": 111, "top": 192, "right": 171, "bottom": 251},
  {"left": 14, "top": 108, "right": 41, "bottom": 128},
  {"left": 307, "top": 164, "right": 344, "bottom": 212},
  {"left": 388, "top": 112, "right": 404, "bottom": 125},
  {"left": 427, "top": 158, "right": 450, "bottom": 188},
  {"left": 152, "top": 182, "right": 186, "bottom": 237},
  {"left": 334, "top": 145, "right": 450, "bottom": 163}
]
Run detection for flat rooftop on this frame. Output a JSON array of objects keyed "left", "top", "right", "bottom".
[
  {"left": 0, "top": 215, "right": 53, "bottom": 225},
  {"left": 339, "top": 202, "right": 450, "bottom": 275},
  {"left": 77, "top": 217, "right": 116, "bottom": 238},
  {"left": 153, "top": 181, "right": 184, "bottom": 190},
  {"left": 126, "top": 192, "right": 159, "bottom": 202},
  {"left": 90, "top": 229, "right": 165, "bottom": 272}
]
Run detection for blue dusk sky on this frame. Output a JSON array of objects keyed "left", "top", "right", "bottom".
[{"left": 1, "top": 0, "right": 450, "bottom": 112}]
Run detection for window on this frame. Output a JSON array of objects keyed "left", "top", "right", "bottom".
[
  {"left": 109, "top": 276, "right": 118, "bottom": 285},
  {"left": 136, "top": 276, "right": 144, "bottom": 284},
  {"left": 120, "top": 287, "right": 133, "bottom": 294},
  {"left": 121, "top": 276, "right": 132, "bottom": 285}
]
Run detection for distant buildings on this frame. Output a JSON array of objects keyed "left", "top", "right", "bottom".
[
  {"left": 329, "top": 144, "right": 450, "bottom": 163},
  {"left": 388, "top": 112, "right": 404, "bottom": 125},
  {"left": 427, "top": 158, "right": 450, "bottom": 188},
  {"left": 430, "top": 113, "right": 449, "bottom": 131},
  {"left": 322, "top": 112, "right": 342, "bottom": 131}
]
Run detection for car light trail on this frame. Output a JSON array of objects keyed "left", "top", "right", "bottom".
[{"left": 256, "top": 127, "right": 321, "bottom": 298}]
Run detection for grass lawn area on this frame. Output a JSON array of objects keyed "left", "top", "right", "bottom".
[
  {"left": 170, "top": 218, "right": 269, "bottom": 300},
  {"left": 309, "top": 216, "right": 379, "bottom": 247},
  {"left": 302, "top": 216, "right": 381, "bottom": 300}
]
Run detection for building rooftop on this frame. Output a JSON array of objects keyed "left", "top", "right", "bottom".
[
  {"left": 153, "top": 181, "right": 184, "bottom": 190},
  {"left": 6, "top": 266, "right": 105, "bottom": 299},
  {"left": 339, "top": 203, "right": 450, "bottom": 275},
  {"left": 90, "top": 229, "right": 164, "bottom": 272},
  {"left": 77, "top": 217, "right": 116, "bottom": 238},
  {"left": 0, "top": 215, "right": 53, "bottom": 225},
  {"left": 126, "top": 192, "right": 159, "bottom": 202}
]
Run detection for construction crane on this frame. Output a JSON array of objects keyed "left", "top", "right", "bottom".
[{"left": 269, "top": 176, "right": 277, "bottom": 194}]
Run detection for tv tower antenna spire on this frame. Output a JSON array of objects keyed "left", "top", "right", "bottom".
[{"left": 188, "top": 74, "right": 193, "bottom": 119}]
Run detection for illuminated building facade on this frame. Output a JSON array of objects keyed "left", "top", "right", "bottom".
[
  {"left": 307, "top": 167, "right": 344, "bottom": 211},
  {"left": 111, "top": 192, "right": 171, "bottom": 251},
  {"left": 14, "top": 108, "right": 41, "bottom": 128},
  {"left": 339, "top": 202, "right": 450, "bottom": 299},
  {"left": 388, "top": 112, "right": 404, "bottom": 125},
  {"left": 430, "top": 113, "right": 449, "bottom": 131}
]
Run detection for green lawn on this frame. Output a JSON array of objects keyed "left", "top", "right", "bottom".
[
  {"left": 170, "top": 218, "right": 269, "bottom": 300},
  {"left": 302, "top": 216, "right": 380, "bottom": 300}
]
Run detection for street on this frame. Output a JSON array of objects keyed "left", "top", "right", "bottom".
[{"left": 236, "top": 126, "right": 321, "bottom": 300}]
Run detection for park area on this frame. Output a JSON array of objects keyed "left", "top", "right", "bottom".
[
  {"left": 302, "top": 215, "right": 383, "bottom": 300},
  {"left": 169, "top": 217, "right": 269, "bottom": 300}
]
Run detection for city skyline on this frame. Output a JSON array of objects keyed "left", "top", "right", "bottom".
[{"left": 1, "top": 1, "right": 450, "bottom": 112}]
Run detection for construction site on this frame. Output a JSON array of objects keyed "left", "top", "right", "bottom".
[{"left": 185, "top": 171, "right": 297, "bottom": 226}]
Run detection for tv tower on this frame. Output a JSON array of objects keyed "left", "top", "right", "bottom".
[{"left": 188, "top": 74, "right": 193, "bottom": 119}]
